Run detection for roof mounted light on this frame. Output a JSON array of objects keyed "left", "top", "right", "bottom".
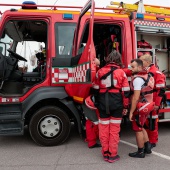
[
  {"left": 63, "top": 14, "right": 73, "bottom": 20},
  {"left": 22, "top": 1, "right": 37, "bottom": 9},
  {"left": 136, "top": 13, "right": 144, "bottom": 19}
]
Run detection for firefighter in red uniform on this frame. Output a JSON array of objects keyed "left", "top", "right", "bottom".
[
  {"left": 139, "top": 54, "right": 166, "bottom": 148},
  {"left": 93, "top": 50, "right": 130, "bottom": 163},
  {"left": 129, "top": 59, "right": 155, "bottom": 158},
  {"left": 84, "top": 107, "right": 101, "bottom": 148},
  {"left": 85, "top": 58, "right": 101, "bottom": 148}
]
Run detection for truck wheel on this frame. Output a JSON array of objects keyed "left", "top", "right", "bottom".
[{"left": 29, "top": 106, "right": 71, "bottom": 146}]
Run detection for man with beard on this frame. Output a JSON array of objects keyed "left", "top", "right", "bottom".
[{"left": 129, "top": 59, "right": 154, "bottom": 158}]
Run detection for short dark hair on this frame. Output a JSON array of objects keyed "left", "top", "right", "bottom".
[{"left": 131, "top": 59, "right": 143, "bottom": 67}]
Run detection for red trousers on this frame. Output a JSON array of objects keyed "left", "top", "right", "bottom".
[
  {"left": 145, "top": 110, "right": 158, "bottom": 144},
  {"left": 132, "top": 110, "right": 148, "bottom": 131},
  {"left": 85, "top": 110, "right": 100, "bottom": 147},
  {"left": 99, "top": 117, "right": 122, "bottom": 157},
  {"left": 85, "top": 119, "right": 99, "bottom": 147}
]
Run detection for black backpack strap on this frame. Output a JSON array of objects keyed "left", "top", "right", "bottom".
[
  {"left": 110, "top": 66, "right": 115, "bottom": 88},
  {"left": 100, "top": 66, "right": 117, "bottom": 80},
  {"left": 140, "top": 73, "right": 153, "bottom": 102},
  {"left": 100, "top": 66, "right": 119, "bottom": 114},
  {"left": 141, "top": 72, "right": 152, "bottom": 88},
  {"left": 100, "top": 66, "right": 117, "bottom": 90},
  {"left": 105, "top": 90, "right": 109, "bottom": 114},
  {"left": 100, "top": 66, "right": 117, "bottom": 114}
]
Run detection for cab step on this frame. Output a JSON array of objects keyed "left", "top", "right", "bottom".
[
  {"left": 0, "top": 122, "right": 23, "bottom": 135},
  {"left": 0, "top": 104, "right": 24, "bottom": 135},
  {"left": 0, "top": 104, "right": 22, "bottom": 119}
]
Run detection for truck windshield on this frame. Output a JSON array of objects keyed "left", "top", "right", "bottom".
[{"left": 55, "top": 23, "right": 76, "bottom": 57}]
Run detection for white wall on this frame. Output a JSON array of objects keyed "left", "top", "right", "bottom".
[{"left": 137, "top": 33, "right": 170, "bottom": 85}]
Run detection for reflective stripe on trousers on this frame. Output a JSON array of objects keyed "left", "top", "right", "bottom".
[{"left": 99, "top": 117, "right": 122, "bottom": 157}]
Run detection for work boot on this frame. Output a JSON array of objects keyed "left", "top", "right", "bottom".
[
  {"left": 129, "top": 148, "right": 145, "bottom": 158},
  {"left": 151, "top": 143, "right": 156, "bottom": 148},
  {"left": 144, "top": 141, "right": 152, "bottom": 154},
  {"left": 103, "top": 155, "right": 109, "bottom": 161},
  {"left": 89, "top": 143, "right": 101, "bottom": 148},
  {"left": 103, "top": 151, "right": 110, "bottom": 161},
  {"left": 107, "top": 155, "right": 120, "bottom": 163}
]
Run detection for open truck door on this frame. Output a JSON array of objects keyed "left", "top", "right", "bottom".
[{"left": 65, "top": 0, "right": 95, "bottom": 104}]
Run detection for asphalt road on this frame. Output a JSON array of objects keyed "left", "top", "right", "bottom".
[{"left": 0, "top": 122, "right": 170, "bottom": 170}]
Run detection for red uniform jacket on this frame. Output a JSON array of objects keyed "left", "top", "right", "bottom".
[
  {"left": 148, "top": 64, "right": 166, "bottom": 106},
  {"left": 93, "top": 62, "right": 130, "bottom": 110}
]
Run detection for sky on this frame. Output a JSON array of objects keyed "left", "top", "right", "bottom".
[{"left": 0, "top": 0, "right": 170, "bottom": 12}]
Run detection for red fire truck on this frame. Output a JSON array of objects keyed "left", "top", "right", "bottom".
[{"left": 0, "top": 0, "right": 170, "bottom": 146}]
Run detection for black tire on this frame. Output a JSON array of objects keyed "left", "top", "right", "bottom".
[{"left": 29, "top": 106, "right": 71, "bottom": 146}]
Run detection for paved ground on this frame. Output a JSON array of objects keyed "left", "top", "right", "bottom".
[{"left": 0, "top": 122, "right": 170, "bottom": 170}]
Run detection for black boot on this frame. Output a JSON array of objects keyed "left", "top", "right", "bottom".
[
  {"left": 89, "top": 143, "right": 101, "bottom": 148},
  {"left": 151, "top": 143, "right": 156, "bottom": 148},
  {"left": 144, "top": 141, "right": 152, "bottom": 154},
  {"left": 129, "top": 148, "right": 145, "bottom": 158}
]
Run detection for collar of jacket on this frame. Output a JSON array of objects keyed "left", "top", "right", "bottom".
[
  {"left": 149, "top": 63, "right": 154, "bottom": 67},
  {"left": 106, "top": 62, "right": 120, "bottom": 68},
  {"left": 134, "top": 70, "right": 148, "bottom": 76}
]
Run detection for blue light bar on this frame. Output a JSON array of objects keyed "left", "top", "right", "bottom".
[
  {"left": 63, "top": 14, "right": 73, "bottom": 20},
  {"left": 22, "top": 1, "right": 36, "bottom": 5},
  {"left": 136, "top": 13, "right": 144, "bottom": 19},
  {"left": 22, "top": 1, "right": 37, "bottom": 9}
]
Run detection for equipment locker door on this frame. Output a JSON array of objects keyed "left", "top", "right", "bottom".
[{"left": 65, "top": 0, "right": 96, "bottom": 103}]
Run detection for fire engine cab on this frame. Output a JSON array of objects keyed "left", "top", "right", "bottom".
[{"left": 0, "top": 0, "right": 170, "bottom": 146}]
